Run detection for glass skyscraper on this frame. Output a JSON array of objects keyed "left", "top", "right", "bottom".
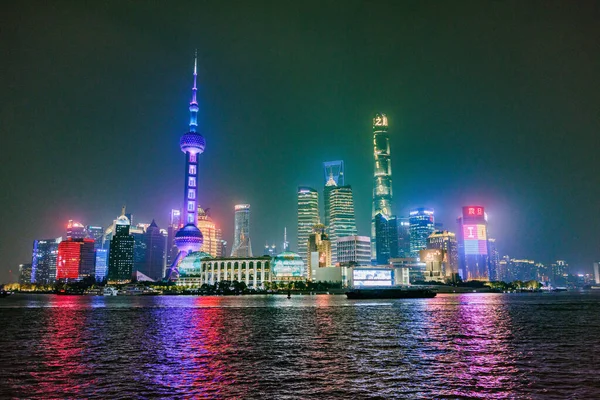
[
  {"left": 323, "top": 160, "right": 344, "bottom": 227},
  {"left": 297, "top": 187, "right": 319, "bottom": 267},
  {"left": 107, "top": 213, "right": 134, "bottom": 282},
  {"left": 231, "top": 204, "right": 252, "bottom": 257},
  {"left": 328, "top": 185, "right": 357, "bottom": 264},
  {"left": 31, "top": 237, "right": 62, "bottom": 284},
  {"left": 370, "top": 113, "right": 395, "bottom": 264},
  {"left": 409, "top": 208, "right": 435, "bottom": 258}
]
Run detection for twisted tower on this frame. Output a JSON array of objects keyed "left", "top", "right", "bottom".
[{"left": 167, "top": 53, "right": 205, "bottom": 280}]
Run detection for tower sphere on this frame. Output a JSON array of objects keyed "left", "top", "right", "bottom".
[
  {"left": 174, "top": 223, "right": 204, "bottom": 253},
  {"left": 180, "top": 131, "right": 205, "bottom": 154}
]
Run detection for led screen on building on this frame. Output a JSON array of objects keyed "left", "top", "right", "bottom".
[
  {"left": 353, "top": 269, "right": 393, "bottom": 287},
  {"left": 463, "top": 224, "right": 488, "bottom": 255}
]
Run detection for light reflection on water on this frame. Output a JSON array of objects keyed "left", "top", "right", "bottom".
[{"left": 1, "top": 293, "right": 599, "bottom": 399}]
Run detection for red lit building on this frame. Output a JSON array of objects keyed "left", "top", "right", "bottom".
[{"left": 56, "top": 238, "right": 95, "bottom": 280}]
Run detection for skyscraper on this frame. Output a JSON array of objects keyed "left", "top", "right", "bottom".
[
  {"left": 56, "top": 238, "right": 95, "bottom": 280},
  {"left": 427, "top": 230, "right": 459, "bottom": 281},
  {"left": 18, "top": 263, "right": 32, "bottom": 285},
  {"left": 107, "top": 212, "right": 134, "bottom": 282},
  {"left": 323, "top": 160, "right": 344, "bottom": 227},
  {"left": 66, "top": 220, "right": 86, "bottom": 239},
  {"left": 397, "top": 217, "right": 411, "bottom": 258},
  {"left": 31, "top": 237, "right": 62, "bottom": 284},
  {"left": 327, "top": 185, "right": 357, "bottom": 264},
  {"left": 373, "top": 213, "right": 398, "bottom": 265},
  {"left": 143, "top": 220, "right": 167, "bottom": 281},
  {"left": 231, "top": 204, "right": 253, "bottom": 257},
  {"left": 297, "top": 187, "right": 319, "bottom": 266},
  {"left": 95, "top": 249, "right": 108, "bottom": 282},
  {"left": 307, "top": 224, "right": 332, "bottom": 280},
  {"left": 371, "top": 113, "right": 394, "bottom": 264},
  {"left": 166, "top": 209, "right": 182, "bottom": 266},
  {"left": 594, "top": 262, "right": 600, "bottom": 285},
  {"left": 197, "top": 206, "right": 223, "bottom": 257},
  {"left": 165, "top": 53, "right": 205, "bottom": 280},
  {"left": 457, "top": 206, "right": 489, "bottom": 281},
  {"left": 409, "top": 208, "right": 435, "bottom": 257},
  {"left": 487, "top": 237, "right": 500, "bottom": 281},
  {"left": 86, "top": 226, "right": 104, "bottom": 248}
]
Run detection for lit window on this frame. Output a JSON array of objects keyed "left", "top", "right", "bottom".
[
  {"left": 188, "top": 189, "right": 196, "bottom": 199},
  {"left": 188, "top": 201, "right": 195, "bottom": 211},
  {"left": 189, "top": 165, "right": 196, "bottom": 175},
  {"left": 189, "top": 154, "right": 196, "bottom": 163},
  {"left": 188, "top": 177, "right": 196, "bottom": 187}
]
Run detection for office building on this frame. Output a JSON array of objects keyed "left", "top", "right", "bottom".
[
  {"left": 107, "top": 212, "right": 135, "bottom": 282},
  {"left": 457, "top": 206, "right": 489, "bottom": 281},
  {"left": 594, "top": 262, "right": 600, "bottom": 285},
  {"left": 370, "top": 113, "right": 395, "bottom": 263},
  {"left": 323, "top": 160, "right": 344, "bottom": 227},
  {"left": 336, "top": 235, "right": 371, "bottom": 267},
  {"left": 143, "top": 220, "right": 167, "bottom": 281},
  {"left": 409, "top": 208, "right": 435, "bottom": 258},
  {"left": 95, "top": 249, "right": 108, "bottom": 282},
  {"left": 18, "top": 263, "right": 32, "bottom": 285},
  {"left": 297, "top": 187, "right": 319, "bottom": 266},
  {"left": 198, "top": 206, "right": 223, "bottom": 257},
  {"left": 31, "top": 237, "right": 62, "bottom": 284},
  {"left": 307, "top": 224, "right": 332, "bottom": 280},
  {"left": 327, "top": 185, "right": 357, "bottom": 264},
  {"left": 427, "top": 230, "right": 459, "bottom": 281},
  {"left": 66, "top": 220, "right": 86, "bottom": 239},
  {"left": 87, "top": 226, "right": 104, "bottom": 249},
  {"left": 420, "top": 248, "right": 445, "bottom": 282},
  {"left": 373, "top": 213, "right": 398, "bottom": 265},
  {"left": 487, "top": 238, "right": 500, "bottom": 281},
  {"left": 56, "top": 238, "right": 95, "bottom": 280},
  {"left": 397, "top": 217, "right": 410, "bottom": 258},
  {"left": 231, "top": 204, "right": 252, "bottom": 257},
  {"left": 167, "top": 209, "right": 182, "bottom": 266}
]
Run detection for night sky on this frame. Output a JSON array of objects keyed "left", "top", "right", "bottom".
[{"left": 1, "top": 1, "right": 599, "bottom": 282}]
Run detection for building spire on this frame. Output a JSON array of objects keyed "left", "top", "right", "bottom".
[{"left": 189, "top": 49, "right": 199, "bottom": 132}]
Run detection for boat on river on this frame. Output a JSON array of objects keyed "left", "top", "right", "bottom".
[{"left": 346, "top": 287, "right": 436, "bottom": 299}]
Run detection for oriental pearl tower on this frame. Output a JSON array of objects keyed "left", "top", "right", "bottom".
[{"left": 166, "top": 52, "right": 205, "bottom": 280}]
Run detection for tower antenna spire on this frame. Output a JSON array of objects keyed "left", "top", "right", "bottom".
[{"left": 189, "top": 49, "right": 199, "bottom": 132}]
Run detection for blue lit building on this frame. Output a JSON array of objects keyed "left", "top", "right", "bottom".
[
  {"left": 31, "top": 237, "right": 62, "bottom": 284},
  {"left": 409, "top": 208, "right": 435, "bottom": 258},
  {"left": 95, "top": 249, "right": 108, "bottom": 282}
]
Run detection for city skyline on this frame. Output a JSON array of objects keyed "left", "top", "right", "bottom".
[{"left": 2, "top": 2, "right": 600, "bottom": 281}]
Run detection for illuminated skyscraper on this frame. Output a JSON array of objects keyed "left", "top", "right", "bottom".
[
  {"left": 231, "top": 204, "right": 252, "bottom": 257},
  {"left": 307, "top": 224, "right": 332, "bottom": 280},
  {"left": 197, "top": 206, "right": 223, "bottom": 257},
  {"left": 18, "top": 263, "right": 32, "bottom": 285},
  {"left": 95, "top": 249, "right": 108, "bottom": 282},
  {"left": 457, "top": 206, "right": 489, "bottom": 281},
  {"left": 31, "top": 237, "right": 62, "bottom": 284},
  {"left": 409, "top": 208, "right": 435, "bottom": 257},
  {"left": 143, "top": 220, "right": 167, "bottom": 281},
  {"left": 297, "top": 187, "right": 319, "bottom": 267},
  {"left": 370, "top": 113, "right": 395, "bottom": 264},
  {"left": 487, "top": 238, "right": 500, "bottom": 281},
  {"left": 373, "top": 213, "right": 398, "bottom": 265},
  {"left": 66, "top": 220, "right": 86, "bottom": 239},
  {"left": 323, "top": 160, "right": 344, "bottom": 227},
  {"left": 166, "top": 209, "right": 182, "bottom": 266},
  {"left": 593, "top": 262, "right": 600, "bottom": 285},
  {"left": 328, "top": 185, "right": 357, "bottom": 264},
  {"left": 397, "top": 217, "right": 410, "bottom": 258},
  {"left": 427, "top": 230, "right": 459, "bottom": 281},
  {"left": 107, "top": 212, "right": 134, "bottom": 282},
  {"left": 165, "top": 52, "right": 205, "bottom": 280},
  {"left": 57, "top": 238, "right": 95, "bottom": 280},
  {"left": 86, "top": 226, "right": 104, "bottom": 249}
]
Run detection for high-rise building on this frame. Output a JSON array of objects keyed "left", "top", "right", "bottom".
[
  {"left": 550, "top": 260, "right": 568, "bottom": 286},
  {"left": 594, "top": 262, "right": 600, "bottom": 285},
  {"left": 18, "top": 263, "right": 32, "bottom": 285},
  {"left": 328, "top": 185, "right": 357, "bottom": 264},
  {"left": 87, "top": 226, "right": 104, "bottom": 249},
  {"left": 31, "top": 237, "right": 62, "bottom": 284},
  {"left": 427, "top": 230, "right": 459, "bottom": 281},
  {"left": 231, "top": 204, "right": 252, "bottom": 257},
  {"left": 487, "top": 238, "right": 500, "bottom": 281},
  {"left": 130, "top": 224, "right": 147, "bottom": 274},
  {"left": 336, "top": 235, "right": 371, "bottom": 266},
  {"left": 370, "top": 113, "right": 395, "bottom": 264},
  {"left": 297, "top": 187, "right": 320, "bottom": 266},
  {"left": 197, "top": 206, "right": 223, "bottom": 257},
  {"left": 409, "top": 208, "right": 435, "bottom": 258},
  {"left": 165, "top": 52, "right": 205, "bottom": 281},
  {"left": 167, "top": 209, "right": 182, "bottom": 266},
  {"left": 143, "top": 220, "right": 167, "bottom": 281},
  {"left": 56, "top": 238, "right": 95, "bottom": 280},
  {"left": 457, "top": 206, "right": 490, "bottom": 281},
  {"left": 374, "top": 213, "right": 398, "bottom": 265},
  {"left": 107, "top": 212, "right": 135, "bottom": 282},
  {"left": 307, "top": 224, "right": 332, "bottom": 280},
  {"left": 95, "top": 249, "right": 108, "bottom": 282},
  {"left": 323, "top": 160, "right": 344, "bottom": 227},
  {"left": 397, "top": 217, "right": 411, "bottom": 258},
  {"left": 66, "top": 220, "right": 86, "bottom": 239}
]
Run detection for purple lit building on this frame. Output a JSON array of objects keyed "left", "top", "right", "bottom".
[{"left": 166, "top": 53, "right": 205, "bottom": 280}]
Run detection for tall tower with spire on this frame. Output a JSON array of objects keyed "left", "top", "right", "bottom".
[{"left": 166, "top": 52, "right": 205, "bottom": 280}]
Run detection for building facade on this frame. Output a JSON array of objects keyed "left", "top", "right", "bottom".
[
  {"left": 409, "top": 208, "right": 435, "bottom": 258},
  {"left": 336, "top": 235, "right": 371, "bottom": 267},
  {"left": 107, "top": 214, "right": 135, "bottom": 282},
  {"left": 56, "top": 238, "right": 95, "bottom": 281},
  {"left": 297, "top": 187, "right": 319, "bottom": 267},
  {"left": 323, "top": 160, "right": 344, "bottom": 228},
  {"left": 457, "top": 205, "right": 489, "bottom": 281},
  {"left": 230, "top": 204, "right": 252, "bottom": 257},
  {"left": 31, "top": 237, "right": 62, "bottom": 284},
  {"left": 327, "top": 185, "right": 357, "bottom": 264},
  {"left": 373, "top": 213, "right": 398, "bottom": 265},
  {"left": 177, "top": 255, "right": 273, "bottom": 288},
  {"left": 370, "top": 113, "right": 395, "bottom": 264},
  {"left": 307, "top": 225, "right": 332, "bottom": 280},
  {"left": 197, "top": 206, "right": 223, "bottom": 257},
  {"left": 426, "top": 230, "right": 459, "bottom": 281},
  {"left": 143, "top": 220, "right": 167, "bottom": 281}
]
